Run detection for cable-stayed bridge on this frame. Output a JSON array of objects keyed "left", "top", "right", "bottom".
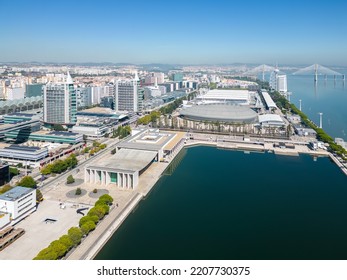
[
  {"left": 243, "top": 64, "right": 276, "bottom": 81},
  {"left": 293, "top": 64, "right": 345, "bottom": 82}
]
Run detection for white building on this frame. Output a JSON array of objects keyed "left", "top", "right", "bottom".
[
  {"left": 0, "top": 186, "right": 36, "bottom": 226},
  {"left": 43, "top": 72, "right": 77, "bottom": 125},
  {"left": 258, "top": 114, "right": 285, "bottom": 127},
  {"left": 277, "top": 74, "right": 288, "bottom": 93},
  {"left": 196, "top": 89, "right": 250, "bottom": 105},
  {"left": 6, "top": 87, "right": 25, "bottom": 100},
  {"left": 114, "top": 73, "right": 144, "bottom": 112}
]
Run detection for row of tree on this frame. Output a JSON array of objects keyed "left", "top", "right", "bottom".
[
  {"left": 112, "top": 125, "right": 131, "bottom": 139},
  {"left": 137, "top": 111, "right": 160, "bottom": 125},
  {"left": 41, "top": 154, "right": 78, "bottom": 175},
  {"left": 33, "top": 194, "right": 114, "bottom": 260},
  {"left": 268, "top": 88, "right": 347, "bottom": 158}
]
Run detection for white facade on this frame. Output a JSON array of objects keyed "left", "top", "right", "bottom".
[
  {"left": 277, "top": 74, "right": 288, "bottom": 93},
  {"left": 114, "top": 75, "right": 142, "bottom": 112},
  {"left": 71, "top": 125, "right": 109, "bottom": 138},
  {"left": 0, "top": 187, "right": 36, "bottom": 225},
  {"left": 196, "top": 89, "right": 250, "bottom": 105},
  {"left": 6, "top": 87, "right": 25, "bottom": 100},
  {"left": 43, "top": 73, "right": 77, "bottom": 125}
]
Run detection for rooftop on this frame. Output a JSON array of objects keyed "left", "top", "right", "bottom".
[
  {"left": 0, "top": 186, "right": 34, "bottom": 202},
  {"left": 88, "top": 149, "right": 157, "bottom": 172}
]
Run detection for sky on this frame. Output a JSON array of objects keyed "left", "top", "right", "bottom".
[{"left": 1, "top": 0, "right": 347, "bottom": 66}]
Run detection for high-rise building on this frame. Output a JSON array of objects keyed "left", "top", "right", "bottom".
[
  {"left": 43, "top": 72, "right": 77, "bottom": 125},
  {"left": 114, "top": 73, "right": 144, "bottom": 112},
  {"left": 276, "top": 74, "right": 288, "bottom": 93}
]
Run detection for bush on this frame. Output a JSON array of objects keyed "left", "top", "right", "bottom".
[
  {"left": 17, "top": 176, "right": 36, "bottom": 188},
  {"left": 49, "top": 240, "right": 68, "bottom": 258},
  {"left": 68, "top": 227, "right": 83, "bottom": 246},
  {"left": 93, "top": 188, "right": 98, "bottom": 193},
  {"left": 0, "top": 184, "right": 12, "bottom": 195},
  {"left": 80, "top": 220, "right": 96, "bottom": 235},
  {"left": 36, "top": 189, "right": 43, "bottom": 202},
  {"left": 33, "top": 247, "right": 58, "bottom": 260},
  {"left": 88, "top": 205, "right": 106, "bottom": 220},
  {"left": 58, "top": 235, "right": 73, "bottom": 251},
  {"left": 75, "top": 188, "right": 82, "bottom": 195},
  {"left": 98, "top": 194, "right": 113, "bottom": 205},
  {"left": 79, "top": 215, "right": 95, "bottom": 227},
  {"left": 67, "top": 175, "right": 75, "bottom": 184}
]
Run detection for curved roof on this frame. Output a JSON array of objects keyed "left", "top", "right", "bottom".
[{"left": 180, "top": 104, "right": 258, "bottom": 123}]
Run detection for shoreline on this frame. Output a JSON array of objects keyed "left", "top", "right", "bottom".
[{"left": 67, "top": 135, "right": 346, "bottom": 260}]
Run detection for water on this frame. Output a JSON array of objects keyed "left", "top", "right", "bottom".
[
  {"left": 288, "top": 71, "right": 347, "bottom": 139},
  {"left": 95, "top": 146, "right": 347, "bottom": 260}
]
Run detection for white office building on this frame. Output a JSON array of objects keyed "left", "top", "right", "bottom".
[
  {"left": 0, "top": 186, "right": 36, "bottom": 226},
  {"left": 43, "top": 72, "right": 77, "bottom": 125},
  {"left": 114, "top": 73, "right": 144, "bottom": 112},
  {"left": 276, "top": 74, "right": 288, "bottom": 93}
]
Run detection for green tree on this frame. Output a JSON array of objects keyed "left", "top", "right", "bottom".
[
  {"left": 67, "top": 227, "right": 83, "bottom": 246},
  {"left": 58, "top": 235, "right": 73, "bottom": 251},
  {"left": 66, "top": 175, "right": 75, "bottom": 184},
  {"left": 75, "top": 188, "right": 82, "bottom": 195},
  {"left": 53, "top": 124, "right": 66, "bottom": 131},
  {"left": 17, "top": 176, "right": 36, "bottom": 188},
  {"left": 49, "top": 240, "right": 68, "bottom": 258},
  {"left": 79, "top": 215, "right": 94, "bottom": 227},
  {"left": 33, "top": 247, "right": 58, "bottom": 260},
  {"left": 36, "top": 189, "right": 43, "bottom": 202},
  {"left": 80, "top": 220, "right": 96, "bottom": 235},
  {"left": 88, "top": 205, "right": 106, "bottom": 220},
  {"left": 9, "top": 167, "right": 19, "bottom": 177},
  {"left": 0, "top": 184, "right": 12, "bottom": 194},
  {"left": 41, "top": 164, "right": 52, "bottom": 175},
  {"left": 98, "top": 194, "right": 113, "bottom": 205}
]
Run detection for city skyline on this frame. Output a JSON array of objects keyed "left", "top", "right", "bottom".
[{"left": 1, "top": 0, "right": 347, "bottom": 66}]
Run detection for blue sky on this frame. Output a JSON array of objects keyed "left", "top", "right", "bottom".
[{"left": 1, "top": 0, "right": 346, "bottom": 65}]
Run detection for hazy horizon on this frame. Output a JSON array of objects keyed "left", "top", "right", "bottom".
[{"left": 1, "top": 0, "right": 347, "bottom": 66}]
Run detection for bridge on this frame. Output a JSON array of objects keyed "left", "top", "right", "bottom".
[
  {"left": 243, "top": 64, "right": 277, "bottom": 81},
  {"left": 293, "top": 64, "right": 345, "bottom": 82}
]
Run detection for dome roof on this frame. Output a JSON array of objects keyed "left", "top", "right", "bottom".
[{"left": 180, "top": 104, "right": 258, "bottom": 123}]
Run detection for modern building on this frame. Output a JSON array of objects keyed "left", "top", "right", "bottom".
[
  {"left": 258, "top": 114, "right": 285, "bottom": 127},
  {"left": 114, "top": 73, "right": 144, "bottom": 112},
  {"left": 0, "top": 144, "right": 48, "bottom": 167},
  {"left": 25, "top": 84, "right": 43, "bottom": 98},
  {"left": 0, "top": 186, "right": 36, "bottom": 226},
  {"left": 277, "top": 74, "right": 288, "bottom": 93},
  {"left": 261, "top": 90, "right": 277, "bottom": 111},
  {"left": 0, "top": 164, "right": 9, "bottom": 186},
  {"left": 0, "top": 96, "right": 43, "bottom": 115},
  {"left": 196, "top": 89, "right": 251, "bottom": 105},
  {"left": 43, "top": 72, "right": 77, "bottom": 126},
  {"left": 85, "top": 129, "right": 184, "bottom": 189},
  {"left": 180, "top": 104, "right": 258, "bottom": 123},
  {"left": 76, "top": 87, "right": 92, "bottom": 109},
  {"left": 6, "top": 87, "right": 25, "bottom": 100}
]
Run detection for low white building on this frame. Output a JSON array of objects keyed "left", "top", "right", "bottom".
[
  {"left": 258, "top": 114, "right": 285, "bottom": 127},
  {"left": 0, "top": 186, "right": 36, "bottom": 227}
]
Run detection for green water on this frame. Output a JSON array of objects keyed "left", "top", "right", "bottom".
[{"left": 95, "top": 146, "right": 347, "bottom": 260}]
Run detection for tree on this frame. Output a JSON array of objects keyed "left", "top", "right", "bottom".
[
  {"left": 58, "top": 235, "right": 73, "bottom": 251},
  {"left": 98, "top": 194, "right": 113, "bottom": 205},
  {"left": 49, "top": 240, "right": 68, "bottom": 258},
  {"left": 79, "top": 215, "right": 94, "bottom": 227},
  {"left": 80, "top": 220, "right": 96, "bottom": 235},
  {"left": 88, "top": 205, "right": 106, "bottom": 220},
  {"left": 9, "top": 167, "right": 19, "bottom": 178},
  {"left": 41, "top": 164, "right": 52, "bottom": 175},
  {"left": 66, "top": 175, "right": 75, "bottom": 184},
  {"left": 33, "top": 247, "right": 58, "bottom": 260},
  {"left": 0, "top": 184, "right": 12, "bottom": 195},
  {"left": 53, "top": 124, "right": 66, "bottom": 131},
  {"left": 75, "top": 188, "right": 82, "bottom": 195},
  {"left": 17, "top": 176, "right": 36, "bottom": 188},
  {"left": 68, "top": 227, "right": 83, "bottom": 246},
  {"left": 36, "top": 189, "right": 43, "bottom": 202}
]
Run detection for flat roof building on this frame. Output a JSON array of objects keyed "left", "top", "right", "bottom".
[
  {"left": 261, "top": 90, "right": 277, "bottom": 110},
  {"left": 196, "top": 89, "right": 250, "bottom": 105},
  {"left": 0, "top": 186, "right": 36, "bottom": 226},
  {"left": 258, "top": 114, "right": 285, "bottom": 127}
]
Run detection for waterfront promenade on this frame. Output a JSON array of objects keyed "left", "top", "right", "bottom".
[{"left": 1, "top": 131, "right": 345, "bottom": 260}]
